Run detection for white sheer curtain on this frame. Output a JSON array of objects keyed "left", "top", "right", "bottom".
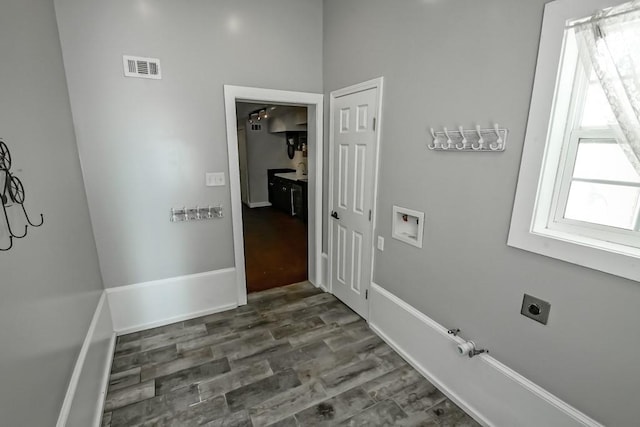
[{"left": 574, "top": 0, "right": 640, "bottom": 174}]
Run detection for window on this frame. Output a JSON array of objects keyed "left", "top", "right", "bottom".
[
  {"left": 538, "top": 29, "right": 640, "bottom": 248},
  {"left": 509, "top": 0, "right": 640, "bottom": 282}
]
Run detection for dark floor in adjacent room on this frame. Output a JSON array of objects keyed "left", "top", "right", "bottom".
[
  {"left": 102, "top": 282, "right": 479, "bottom": 426},
  {"left": 242, "top": 205, "right": 307, "bottom": 293}
]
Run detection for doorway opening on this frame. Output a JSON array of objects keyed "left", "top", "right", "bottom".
[
  {"left": 223, "top": 85, "right": 323, "bottom": 306},
  {"left": 236, "top": 102, "right": 309, "bottom": 293}
]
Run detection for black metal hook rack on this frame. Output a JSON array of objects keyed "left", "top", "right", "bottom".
[{"left": 0, "top": 139, "right": 44, "bottom": 251}]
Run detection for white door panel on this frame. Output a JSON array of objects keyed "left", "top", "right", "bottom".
[{"left": 330, "top": 87, "right": 379, "bottom": 319}]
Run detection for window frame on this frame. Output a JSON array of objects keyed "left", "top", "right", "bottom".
[
  {"left": 551, "top": 133, "right": 640, "bottom": 239},
  {"left": 508, "top": 0, "right": 640, "bottom": 282}
]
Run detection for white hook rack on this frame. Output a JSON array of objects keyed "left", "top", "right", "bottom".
[
  {"left": 170, "top": 204, "right": 223, "bottom": 222},
  {"left": 428, "top": 124, "right": 507, "bottom": 152}
]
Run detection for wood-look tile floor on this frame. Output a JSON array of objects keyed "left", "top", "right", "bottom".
[{"left": 102, "top": 282, "right": 480, "bottom": 427}]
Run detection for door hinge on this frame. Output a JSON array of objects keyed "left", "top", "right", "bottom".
[
  {"left": 365, "top": 289, "right": 369, "bottom": 299},
  {"left": 373, "top": 118, "right": 376, "bottom": 131},
  {"left": 368, "top": 210, "right": 372, "bottom": 221}
]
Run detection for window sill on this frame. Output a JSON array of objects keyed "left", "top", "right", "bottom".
[{"left": 508, "top": 224, "right": 640, "bottom": 283}]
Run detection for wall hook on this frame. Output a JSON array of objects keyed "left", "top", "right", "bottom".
[
  {"left": 442, "top": 127, "right": 452, "bottom": 150},
  {"left": 170, "top": 204, "right": 223, "bottom": 222},
  {"left": 490, "top": 123, "right": 503, "bottom": 150},
  {"left": 7, "top": 174, "right": 44, "bottom": 227},
  {"left": 0, "top": 141, "right": 44, "bottom": 251},
  {"left": 1, "top": 203, "right": 27, "bottom": 238},
  {"left": 428, "top": 128, "right": 438, "bottom": 149},
  {"left": 471, "top": 125, "right": 484, "bottom": 150},
  {"left": 427, "top": 124, "right": 507, "bottom": 152},
  {"left": 0, "top": 234, "right": 13, "bottom": 251},
  {"left": 21, "top": 206, "right": 44, "bottom": 227},
  {"left": 456, "top": 126, "right": 467, "bottom": 150}
]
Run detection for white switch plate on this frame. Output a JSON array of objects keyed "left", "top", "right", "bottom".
[
  {"left": 377, "top": 236, "right": 384, "bottom": 251},
  {"left": 206, "top": 172, "right": 225, "bottom": 186}
]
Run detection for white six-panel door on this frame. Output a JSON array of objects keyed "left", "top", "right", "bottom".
[{"left": 329, "top": 84, "right": 380, "bottom": 319}]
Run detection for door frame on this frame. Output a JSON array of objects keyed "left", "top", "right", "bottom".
[
  {"left": 236, "top": 126, "right": 250, "bottom": 206},
  {"left": 328, "top": 77, "right": 384, "bottom": 320},
  {"left": 224, "top": 85, "right": 324, "bottom": 305}
]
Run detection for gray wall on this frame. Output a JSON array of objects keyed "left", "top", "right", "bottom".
[
  {"left": 324, "top": 1, "right": 639, "bottom": 426},
  {"left": 0, "top": 0, "right": 104, "bottom": 424},
  {"left": 244, "top": 122, "right": 293, "bottom": 205},
  {"left": 54, "top": 0, "right": 323, "bottom": 288}
]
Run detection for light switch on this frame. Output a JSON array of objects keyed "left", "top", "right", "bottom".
[
  {"left": 377, "top": 236, "right": 384, "bottom": 251},
  {"left": 206, "top": 172, "right": 225, "bottom": 186}
]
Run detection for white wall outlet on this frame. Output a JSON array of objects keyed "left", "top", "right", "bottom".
[
  {"left": 206, "top": 172, "right": 225, "bottom": 186},
  {"left": 377, "top": 236, "right": 384, "bottom": 251}
]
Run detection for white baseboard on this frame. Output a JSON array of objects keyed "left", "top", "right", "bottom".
[
  {"left": 57, "top": 293, "right": 116, "bottom": 427},
  {"left": 319, "top": 252, "right": 329, "bottom": 292},
  {"left": 106, "top": 268, "right": 238, "bottom": 335},
  {"left": 93, "top": 332, "right": 116, "bottom": 426},
  {"left": 369, "top": 283, "right": 603, "bottom": 427},
  {"left": 248, "top": 201, "right": 272, "bottom": 208}
]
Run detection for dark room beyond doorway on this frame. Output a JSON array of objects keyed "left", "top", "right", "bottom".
[{"left": 242, "top": 205, "right": 307, "bottom": 293}]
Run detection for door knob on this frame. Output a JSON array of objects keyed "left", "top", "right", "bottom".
[{"left": 331, "top": 211, "right": 340, "bottom": 220}]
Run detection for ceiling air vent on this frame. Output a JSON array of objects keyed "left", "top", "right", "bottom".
[{"left": 122, "top": 55, "right": 161, "bottom": 80}]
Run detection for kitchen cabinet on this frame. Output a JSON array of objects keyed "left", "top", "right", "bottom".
[
  {"left": 268, "top": 168, "right": 294, "bottom": 214},
  {"left": 267, "top": 169, "right": 308, "bottom": 221},
  {"left": 271, "top": 176, "right": 292, "bottom": 215}
]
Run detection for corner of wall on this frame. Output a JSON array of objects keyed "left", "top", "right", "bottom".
[
  {"left": 57, "top": 293, "right": 115, "bottom": 427},
  {"left": 106, "top": 268, "right": 238, "bottom": 335}
]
